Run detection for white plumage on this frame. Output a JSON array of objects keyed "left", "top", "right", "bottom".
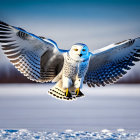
[{"left": 0, "top": 21, "right": 140, "bottom": 100}]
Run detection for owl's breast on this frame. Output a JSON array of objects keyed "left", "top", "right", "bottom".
[
  {"left": 63, "top": 54, "right": 89, "bottom": 79},
  {"left": 63, "top": 59, "right": 78, "bottom": 78}
]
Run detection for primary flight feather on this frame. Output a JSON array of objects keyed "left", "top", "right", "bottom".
[{"left": 0, "top": 21, "right": 140, "bottom": 100}]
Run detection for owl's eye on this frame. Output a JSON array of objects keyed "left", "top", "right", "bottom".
[
  {"left": 82, "top": 49, "right": 86, "bottom": 51},
  {"left": 74, "top": 48, "right": 78, "bottom": 51}
]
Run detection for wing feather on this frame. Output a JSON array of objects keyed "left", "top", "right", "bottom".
[
  {"left": 84, "top": 38, "right": 140, "bottom": 87},
  {"left": 0, "top": 21, "right": 67, "bottom": 82}
]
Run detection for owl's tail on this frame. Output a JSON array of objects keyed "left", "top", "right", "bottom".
[{"left": 48, "top": 80, "right": 76, "bottom": 101}]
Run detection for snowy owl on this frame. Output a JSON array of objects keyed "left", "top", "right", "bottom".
[{"left": 0, "top": 21, "right": 140, "bottom": 100}]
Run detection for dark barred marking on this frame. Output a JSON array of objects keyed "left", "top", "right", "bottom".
[
  {"left": 14, "top": 63, "right": 21, "bottom": 67},
  {"left": 0, "top": 27, "right": 11, "bottom": 31},
  {"left": 19, "top": 60, "right": 40, "bottom": 74},
  {"left": 21, "top": 66, "right": 40, "bottom": 78},
  {"left": 2, "top": 45, "right": 19, "bottom": 50},
  {"left": 0, "top": 32, "right": 12, "bottom": 35},
  {"left": 115, "top": 39, "right": 135, "bottom": 46},
  {"left": 10, "top": 58, "right": 20, "bottom": 63},
  {"left": 45, "top": 70, "right": 55, "bottom": 72},
  {"left": 134, "top": 53, "right": 140, "bottom": 57},
  {"left": 0, "top": 40, "right": 15, "bottom": 43},
  {"left": 55, "top": 87, "right": 65, "bottom": 93},
  {"left": 0, "top": 21, "right": 9, "bottom": 26},
  {"left": 26, "top": 53, "right": 40, "bottom": 64},
  {"left": 7, "top": 52, "right": 21, "bottom": 59},
  {"left": 24, "top": 55, "right": 40, "bottom": 69},
  {"left": 27, "top": 51, "right": 40, "bottom": 61},
  {"left": 0, "top": 36, "right": 11, "bottom": 39},
  {"left": 41, "top": 75, "right": 55, "bottom": 78},
  {"left": 16, "top": 31, "right": 29, "bottom": 40},
  {"left": 0, "top": 24, "right": 10, "bottom": 29},
  {"left": 40, "top": 71, "right": 55, "bottom": 74},
  {"left": 2, "top": 43, "right": 17, "bottom": 47},
  {"left": 115, "top": 40, "right": 127, "bottom": 45},
  {"left": 19, "top": 65, "right": 40, "bottom": 79},
  {"left": 49, "top": 90, "right": 74, "bottom": 100},
  {"left": 39, "top": 36, "right": 45, "bottom": 39},
  {"left": 4, "top": 50, "right": 20, "bottom": 55},
  {"left": 25, "top": 54, "right": 40, "bottom": 66},
  {"left": 44, "top": 72, "right": 55, "bottom": 75},
  {"left": 50, "top": 89, "right": 64, "bottom": 96}
]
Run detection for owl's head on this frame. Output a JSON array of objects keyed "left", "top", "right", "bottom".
[{"left": 69, "top": 43, "right": 90, "bottom": 61}]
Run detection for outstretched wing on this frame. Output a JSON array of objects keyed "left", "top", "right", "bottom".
[
  {"left": 84, "top": 37, "right": 140, "bottom": 87},
  {"left": 0, "top": 21, "right": 67, "bottom": 82}
]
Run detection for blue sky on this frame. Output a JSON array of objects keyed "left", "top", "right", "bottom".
[
  {"left": 1, "top": 0, "right": 140, "bottom": 22},
  {"left": 0, "top": 0, "right": 140, "bottom": 48}
]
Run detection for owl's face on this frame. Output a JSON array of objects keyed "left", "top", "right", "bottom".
[{"left": 69, "top": 43, "right": 90, "bottom": 61}]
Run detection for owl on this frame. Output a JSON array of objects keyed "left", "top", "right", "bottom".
[{"left": 0, "top": 21, "right": 140, "bottom": 100}]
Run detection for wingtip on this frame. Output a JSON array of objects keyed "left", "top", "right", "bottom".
[{"left": 0, "top": 20, "right": 9, "bottom": 26}]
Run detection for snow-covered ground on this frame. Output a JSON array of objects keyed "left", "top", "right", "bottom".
[
  {"left": 0, "top": 129, "right": 140, "bottom": 140},
  {"left": 0, "top": 84, "right": 140, "bottom": 139}
]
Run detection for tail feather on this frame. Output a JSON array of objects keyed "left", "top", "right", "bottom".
[{"left": 48, "top": 84, "right": 76, "bottom": 101}]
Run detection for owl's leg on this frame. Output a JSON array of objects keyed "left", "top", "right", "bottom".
[
  {"left": 62, "top": 76, "right": 72, "bottom": 89},
  {"left": 74, "top": 78, "right": 84, "bottom": 97},
  {"left": 74, "top": 77, "right": 83, "bottom": 89},
  {"left": 62, "top": 76, "right": 72, "bottom": 98}
]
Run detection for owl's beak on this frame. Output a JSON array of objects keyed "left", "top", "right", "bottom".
[{"left": 79, "top": 54, "right": 83, "bottom": 57}]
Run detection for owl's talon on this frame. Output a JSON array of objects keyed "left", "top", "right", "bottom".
[
  {"left": 65, "top": 88, "right": 69, "bottom": 96},
  {"left": 75, "top": 88, "right": 80, "bottom": 96},
  {"left": 65, "top": 88, "right": 72, "bottom": 98},
  {"left": 75, "top": 88, "right": 84, "bottom": 97}
]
